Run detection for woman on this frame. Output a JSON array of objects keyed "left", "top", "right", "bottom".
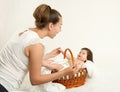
[{"left": 0, "top": 4, "right": 76, "bottom": 92}]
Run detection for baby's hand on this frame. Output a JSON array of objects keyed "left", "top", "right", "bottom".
[{"left": 73, "top": 59, "right": 84, "bottom": 73}]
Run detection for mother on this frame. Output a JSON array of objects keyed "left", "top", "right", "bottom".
[{"left": 0, "top": 4, "right": 76, "bottom": 92}]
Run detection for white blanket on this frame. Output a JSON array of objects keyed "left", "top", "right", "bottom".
[
  {"left": 13, "top": 59, "right": 120, "bottom": 92},
  {"left": 12, "top": 70, "right": 120, "bottom": 92}
]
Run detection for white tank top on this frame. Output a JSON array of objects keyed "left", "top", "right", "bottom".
[{"left": 0, "top": 30, "right": 43, "bottom": 91}]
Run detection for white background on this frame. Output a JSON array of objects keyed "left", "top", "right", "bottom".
[{"left": 0, "top": 0, "right": 120, "bottom": 91}]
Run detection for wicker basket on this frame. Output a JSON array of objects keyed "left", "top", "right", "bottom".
[{"left": 53, "top": 48, "right": 87, "bottom": 88}]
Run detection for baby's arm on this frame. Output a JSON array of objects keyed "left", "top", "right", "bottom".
[{"left": 73, "top": 59, "right": 84, "bottom": 73}]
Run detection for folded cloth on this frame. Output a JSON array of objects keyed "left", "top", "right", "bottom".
[{"left": 83, "top": 60, "right": 97, "bottom": 78}]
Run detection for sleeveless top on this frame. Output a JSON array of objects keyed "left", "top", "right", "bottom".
[{"left": 0, "top": 30, "right": 43, "bottom": 91}]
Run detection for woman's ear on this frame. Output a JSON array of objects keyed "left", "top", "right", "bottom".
[{"left": 48, "top": 23, "right": 54, "bottom": 31}]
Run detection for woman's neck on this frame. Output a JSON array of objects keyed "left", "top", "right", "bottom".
[{"left": 29, "top": 28, "right": 48, "bottom": 39}]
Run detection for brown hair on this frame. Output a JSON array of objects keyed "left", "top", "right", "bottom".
[
  {"left": 81, "top": 48, "right": 93, "bottom": 62},
  {"left": 33, "top": 4, "right": 62, "bottom": 29}
]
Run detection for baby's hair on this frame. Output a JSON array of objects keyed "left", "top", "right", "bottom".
[{"left": 81, "top": 48, "right": 93, "bottom": 62}]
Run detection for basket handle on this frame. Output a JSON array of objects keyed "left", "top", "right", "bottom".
[{"left": 64, "top": 48, "right": 74, "bottom": 66}]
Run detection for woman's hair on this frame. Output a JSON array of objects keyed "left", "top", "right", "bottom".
[
  {"left": 33, "top": 4, "right": 62, "bottom": 29},
  {"left": 81, "top": 47, "right": 93, "bottom": 62}
]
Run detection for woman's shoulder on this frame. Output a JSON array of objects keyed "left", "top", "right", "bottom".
[{"left": 19, "top": 30, "right": 44, "bottom": 47}]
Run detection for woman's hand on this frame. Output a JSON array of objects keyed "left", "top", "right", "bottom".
[
  {"left": 43, "top": 47, "right": 62, "bottom": 60},
  {"left": 49, "top": 47, "right": 61, "bottom": 57},
  {"left": 62, "top": 64, "right": 79, "bottom": 75},
  {"left": 58, "top": 48, "right": 64, "bottom": 54}
]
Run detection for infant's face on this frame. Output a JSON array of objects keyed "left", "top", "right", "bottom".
[{"left": 77, "top": 50, "right": 87, "bottom": 62}]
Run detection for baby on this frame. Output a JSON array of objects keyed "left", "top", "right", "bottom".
[{"left": 60, "top": 47, "right": 95, "bottom": 78}]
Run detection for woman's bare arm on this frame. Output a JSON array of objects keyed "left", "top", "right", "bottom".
[
  {"left": 27, "top": 44, "right": 75, "bottom": 85},
  {"left": 43, "top": 47, "right": 61, "bottom": 60}
]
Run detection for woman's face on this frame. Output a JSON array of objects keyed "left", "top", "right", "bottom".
[
  {"left": 48, "top": 17, "right": 62, "bottom": 38},
  {"left": 77, "top": 50, "right": 88, "bottom": 61}
]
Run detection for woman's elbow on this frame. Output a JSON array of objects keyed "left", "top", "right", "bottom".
[{"left": 30, "top": 77, "right": 43, "bottom": 85}]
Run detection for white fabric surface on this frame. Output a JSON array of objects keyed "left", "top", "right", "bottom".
[
  {"left": 0, "top": 30, "right": 43, "bottom": 91},
  {"left": 18, "top": 68, "right": 120, "bottom": 92},
  {"left": 17, "top": 58, "right": 97, "bottom": 92}
]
